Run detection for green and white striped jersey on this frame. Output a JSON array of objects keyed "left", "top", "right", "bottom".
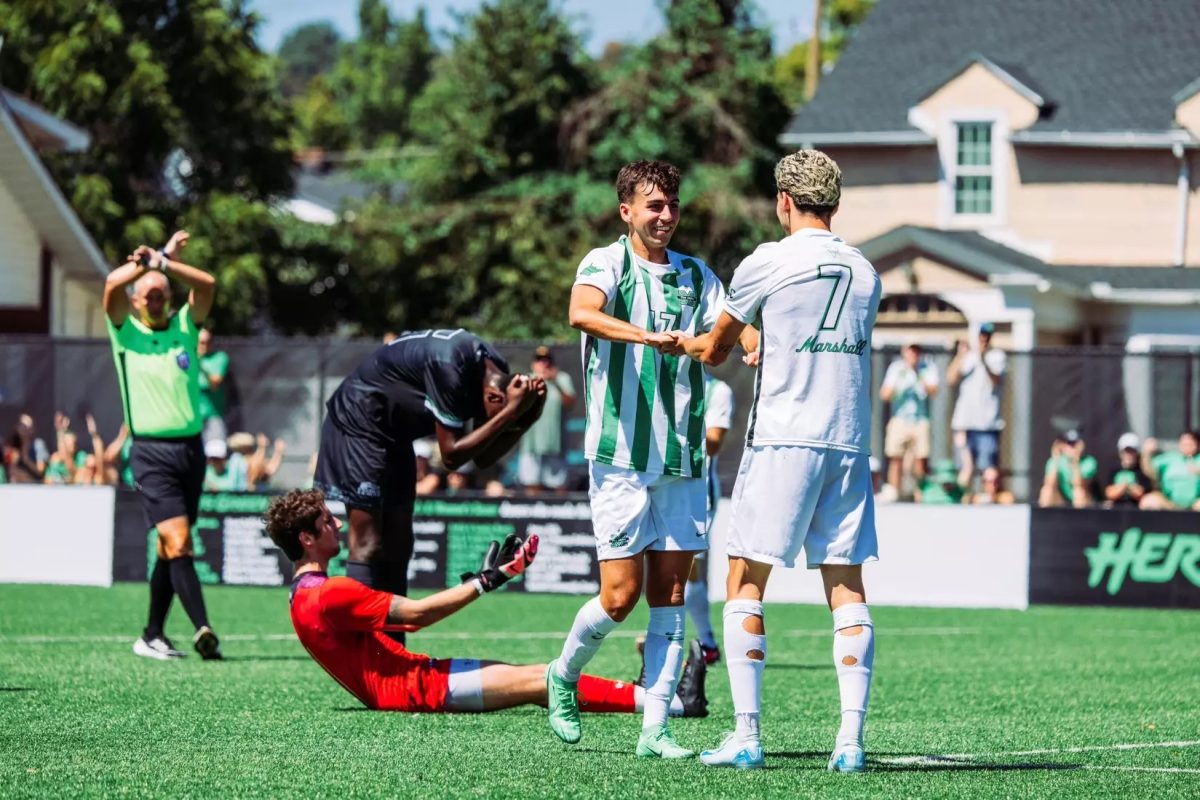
[{"left": 574, "top": 235, "right": 724, "bottom": 477}]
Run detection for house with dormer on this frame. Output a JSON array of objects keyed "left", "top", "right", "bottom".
[{"left": 781, "top": 0, "right": 1200, "bottom": 353}]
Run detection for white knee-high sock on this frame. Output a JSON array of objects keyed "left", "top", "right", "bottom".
[
  {"left": 684, "top": 579, "right": 717, "bottom": 649},
  {"left": 633, "top": 685, "right": 684, "bottom": 716},
  {"left": 723, "top": 599, "right": 766, "bottom": 740},
  {"left": 832, "top": 603, "right": 874, "bottom": 749},
  {"left": 555, "top": 596, "right": 618, "bottom": 682},
  {"left": 642, "top": 606, "right": 685, "bottom": 727}
]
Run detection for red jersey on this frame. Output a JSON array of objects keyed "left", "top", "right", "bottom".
[{"left": 289, "top": 572, "right": 450, "bottom": 712}]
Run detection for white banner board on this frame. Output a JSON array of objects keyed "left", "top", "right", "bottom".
[
  {"left": 0, "top": 485, "right": 115, "bottom": 587},
  {"left": 708, "top": 501, "right": 1030, "bottom": 609}
]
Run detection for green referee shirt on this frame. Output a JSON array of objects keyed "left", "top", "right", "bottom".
[{"left": 106, "top": 304, "right": 203, "bottom": 437}]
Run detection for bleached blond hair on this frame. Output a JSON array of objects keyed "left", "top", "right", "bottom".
[{"left": 774, "top": 149, "right": 841, "bottom": 211}]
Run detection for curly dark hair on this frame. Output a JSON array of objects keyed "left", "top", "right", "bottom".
[
  {"left": 616, "top": 160, "right": 681, "bottom": 204},
  {"left": 264, "top": 489, "right": 327, "bottom": 561}
]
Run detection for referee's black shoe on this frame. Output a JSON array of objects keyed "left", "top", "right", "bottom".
[
  {"left": 193, "top": 626, "right": 223, "bottom": 660},
  {"left": 676, "top": 639, "right": 709, "bottom": 718}
]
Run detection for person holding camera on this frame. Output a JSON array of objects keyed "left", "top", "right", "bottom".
[
  {"left": 947, "top": 322, "right": 1006, "bottom": 489},
  {"left": 103, "top": 230, "right": 222, "bottom": 661},
  {"left": 1037, "top": 429, "right": 1097, "bottom": 508}
]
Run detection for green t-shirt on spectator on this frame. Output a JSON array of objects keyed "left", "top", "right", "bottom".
[
  {"left": 44, "top": 451, "right": 88, "bottom": 484},
  {"left": 919, "top": 479, "right": 964, "bottom": 504},
  {"left": 204, "top": 452, "right": 249, "bottom": 492},
  {"left": 199, "top": 350, "right": 230, "bottom": 421},
  {"left": 1045, "top": 454, "right": 1098, "bottom": 503},
  {"left": 1152, "top": 451, "right": 1200, "bottom": 508}
]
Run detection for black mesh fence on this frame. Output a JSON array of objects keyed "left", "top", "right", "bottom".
[{"left": 1, "top": 335, "right": 1197, "bottom": 502}]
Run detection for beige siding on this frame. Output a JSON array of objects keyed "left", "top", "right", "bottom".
[
  {"left": 51, "top": 263, "right": 106, "bottom": 336},
  {"left": 1010, "top": 147, "right": 1194, "bottom": 265},
  {"left": 0, "top": 178, "right": 42, "bottom": 305},
  {"left": 1177, "top": 92, "right": 1200, "bottom": 138},
  {"left": 915, "top": 62, "right": 1040, "bottom": 131}
]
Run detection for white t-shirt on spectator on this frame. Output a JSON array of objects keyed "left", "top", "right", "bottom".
[{"left": 951, "top": 348, "right": 1006, "bottom": 431}]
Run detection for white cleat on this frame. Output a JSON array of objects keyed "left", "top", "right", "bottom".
[
  {"left": 133, "top": 635, "right": 185, "bottom": 660},
  {"left": 827, "top": 743, "right": 866, "bottom": 773},
  {"left": 699, "top": 731, "right": 765, "bottom": 769}
]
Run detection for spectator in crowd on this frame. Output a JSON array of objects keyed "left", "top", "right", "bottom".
[
  {"left": 4, "top": 413, "right": 48, "bottom": 483},
  {"left": 44, "top": 413, "right": 106, "bottom": 485},
  {"left": 880, "top": 341, "right": 938, "bottom": 499},
  {"left": 203, "top": 438, "right": 249, "bottom": 492},
  {"left": 1138, "top": 431, "right": 1200, "bottom": 511},
  {"left": 197, "top": 327, "right": 230, "bottom": 445},
  {"left": 969, "top": 466, "right": 1015, "bottom": 505},
  {"left": 413, "top": 438, "right": 442, "bottom": 495},
  {"left": 516, "top": 345, "right": 576, "bottom": 492},
  {"left": 1102, "top": 433, "right": 1152, "bottom": 509},
  {"left": 1038, "top": 429, "right": 1098, "bottom": 508},
  {"left": 102, "top": 424, "right": 135, "bottom": 486},
  {"left": 947, "top": 322, "right": 1006, "bottom": 489},
  {"left": 916, "top": 459, "right": 965, "bottom": 504}
]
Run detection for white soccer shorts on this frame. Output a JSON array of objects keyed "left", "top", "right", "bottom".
[
  {"left": 588, "top": 461, "right": 708, "bottom": 561},
  {"left": 726, "top": 444, "right": 878, "bottom": 569}
]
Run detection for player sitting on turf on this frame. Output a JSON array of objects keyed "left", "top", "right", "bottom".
[{"left": 265, "top": 489, "right": 709, "bottom": 716}]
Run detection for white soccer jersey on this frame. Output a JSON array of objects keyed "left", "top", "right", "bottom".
[
  {"left": 575, "top": 235, "right": 724, "bottom": 477},
  {"left": 724, "top": 228, "right": 881, "bottom": 452}
]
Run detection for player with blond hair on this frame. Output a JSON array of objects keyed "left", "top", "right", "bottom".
[{"left": 667, "top": 149, "right": 882, "bottom": 772}]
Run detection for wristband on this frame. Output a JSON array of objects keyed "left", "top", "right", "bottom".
[
  {"left": 157, "top": 250, "right": 170, "bottom": 272},
  {"left": 471, "top": 578, "right": 486, "bottom": 596}
]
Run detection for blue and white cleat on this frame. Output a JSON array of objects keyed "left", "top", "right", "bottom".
[
  {"left": 827, "top": 744, "right": 866, "bottom": 773},
  {"left": 699, "top": 732, "right": 765, "bottom": 769}
]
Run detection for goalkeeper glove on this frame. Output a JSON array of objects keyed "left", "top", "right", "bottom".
[{"left": 461, "top": 533, "right": 539, "bottom": 594}]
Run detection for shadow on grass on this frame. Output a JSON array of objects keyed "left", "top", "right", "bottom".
[
  {"left": 218, "top": 655, "right": 311, "bottom": 663},
  {"left": 0, "top": 687, "right": 35, "bottom": 692}
]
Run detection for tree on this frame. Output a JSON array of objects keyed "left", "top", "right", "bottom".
[
  {"left": 0, "top": 0, "right": 297, "bottom": 332},
  {"left": 403, "top": 0, "right": 594, "bottom": 200},
  {"left": 277, "top": 21, "right": 342, "bottom": 98},
  {"left": 773, "top": 0, "right": 876, "bottom": 109},
  {"left": 329, "top": 1, "right": 436, "bottom": 149}
]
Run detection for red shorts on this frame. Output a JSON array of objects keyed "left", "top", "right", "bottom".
[{"left": 367, "top": 652, "right": 452, "bottom": 712}]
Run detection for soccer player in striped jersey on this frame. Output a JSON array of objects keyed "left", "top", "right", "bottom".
[
  {"left": 544, "top": 160, "right": 725, "bottom": 759},
  {"left": 672, "top": 150, "right": 882, "bottom": 772}
]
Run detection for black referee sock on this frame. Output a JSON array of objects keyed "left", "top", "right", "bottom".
[
  {"left": 144, "top": 558, "right": 174, "bottom": 640},
  {"left": 168, "top": 556, "right": 211, "bottom": 630}
]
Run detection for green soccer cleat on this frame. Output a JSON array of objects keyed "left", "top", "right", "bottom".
[
  {"left": 635, "top": 724, "right": 695, "bottom": 759},
  {"left": 545, "top": 661, "right": 582, "bottom": 744}
]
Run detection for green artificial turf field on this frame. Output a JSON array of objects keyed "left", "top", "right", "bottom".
[{"left": 1, "top": 583, "right": 1197, "bottom": 799}]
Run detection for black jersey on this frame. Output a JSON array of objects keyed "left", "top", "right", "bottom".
[{"left": 326, "top": 329, "right": 508, "bottom": 443}]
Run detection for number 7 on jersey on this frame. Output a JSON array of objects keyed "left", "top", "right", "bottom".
[{"left": 816, "top": 264, "right": 852, "bottom": 330}]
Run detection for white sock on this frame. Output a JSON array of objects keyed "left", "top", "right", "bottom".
[
  {"left": 684, "top": 579, "right": 717, "bottom": 649},
  {"left": 555, "top": 596, "right": 617, "bottom": 682},
  {"left": 832, "top": 603, "right": 874, "bottom": 749},
  {"left": 642, "top": 606, "right": 685, "bottom": 728},
  {"left": 724, "top": 599, "right": 765, "bottom": 741},
  {"left": 634, "top": 685, "right": 684, "bottom": 716}
]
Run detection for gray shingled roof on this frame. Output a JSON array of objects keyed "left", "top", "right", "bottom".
[
  {"left": 784, "top": 0, "right": 1200, "bottom": 138},
  {"left": 860, "top": 226, "right": 1200, "bottom": 293}
]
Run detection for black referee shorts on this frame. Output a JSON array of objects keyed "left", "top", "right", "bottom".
[
  {"left": 130, "top": 435, "right": 206, "bottom": 528},
  {"left": 313, "top": 417, "right": 416, "bottom": 511}
]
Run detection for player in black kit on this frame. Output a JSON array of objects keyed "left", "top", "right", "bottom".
[{"left": 314, "top": 329, "right": 546, "bottom": 634}]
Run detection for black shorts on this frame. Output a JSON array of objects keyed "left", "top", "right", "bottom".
[
  {"left": 130, "top": 435, "right": 206, "bottom": 528},
  {"left": 313, "top": 417, "right": 416, "bottom": 511}
]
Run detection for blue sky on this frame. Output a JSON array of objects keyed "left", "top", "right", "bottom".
[{"left": 250, "top": 0, "right": 817, "bottom": 56}]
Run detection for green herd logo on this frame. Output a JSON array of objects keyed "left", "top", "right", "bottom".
[
  {"left": 609, "top": 531, "right": 630, "bottom": 548},
  {"left": 676, "top": 287, "right": 698, "bottom": 307},
  {"left": 1084, "top": 528, "right": 1200, "bottom": 595},
  {"left": 580, "top": 265, "right": 605, "bottom": 277}
]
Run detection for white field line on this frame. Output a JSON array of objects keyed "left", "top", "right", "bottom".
[
  {"left": 0, "top": 627, "right": 979, "bottom": 645},
  {"left": 878, "top": 739, "right": 1200, "bottom": 772}
]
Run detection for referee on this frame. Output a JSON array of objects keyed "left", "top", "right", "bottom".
[{"left": 104, "top": 231, "right": 222, "bottom": 661}]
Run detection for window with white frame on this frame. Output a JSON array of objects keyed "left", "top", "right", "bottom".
[{"left": 953, "top": 122, "right": 993, "bottom": 215}]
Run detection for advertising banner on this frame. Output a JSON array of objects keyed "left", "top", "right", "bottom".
[
  {"left": 111, "top": 491, "right": 597, "bottom": 593},
  {"left": 1, "top": 485, "right": 115, "bottom": 587},
  {"left": 1029, "top": 508, "right": 1200, "bottom": 608}
]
